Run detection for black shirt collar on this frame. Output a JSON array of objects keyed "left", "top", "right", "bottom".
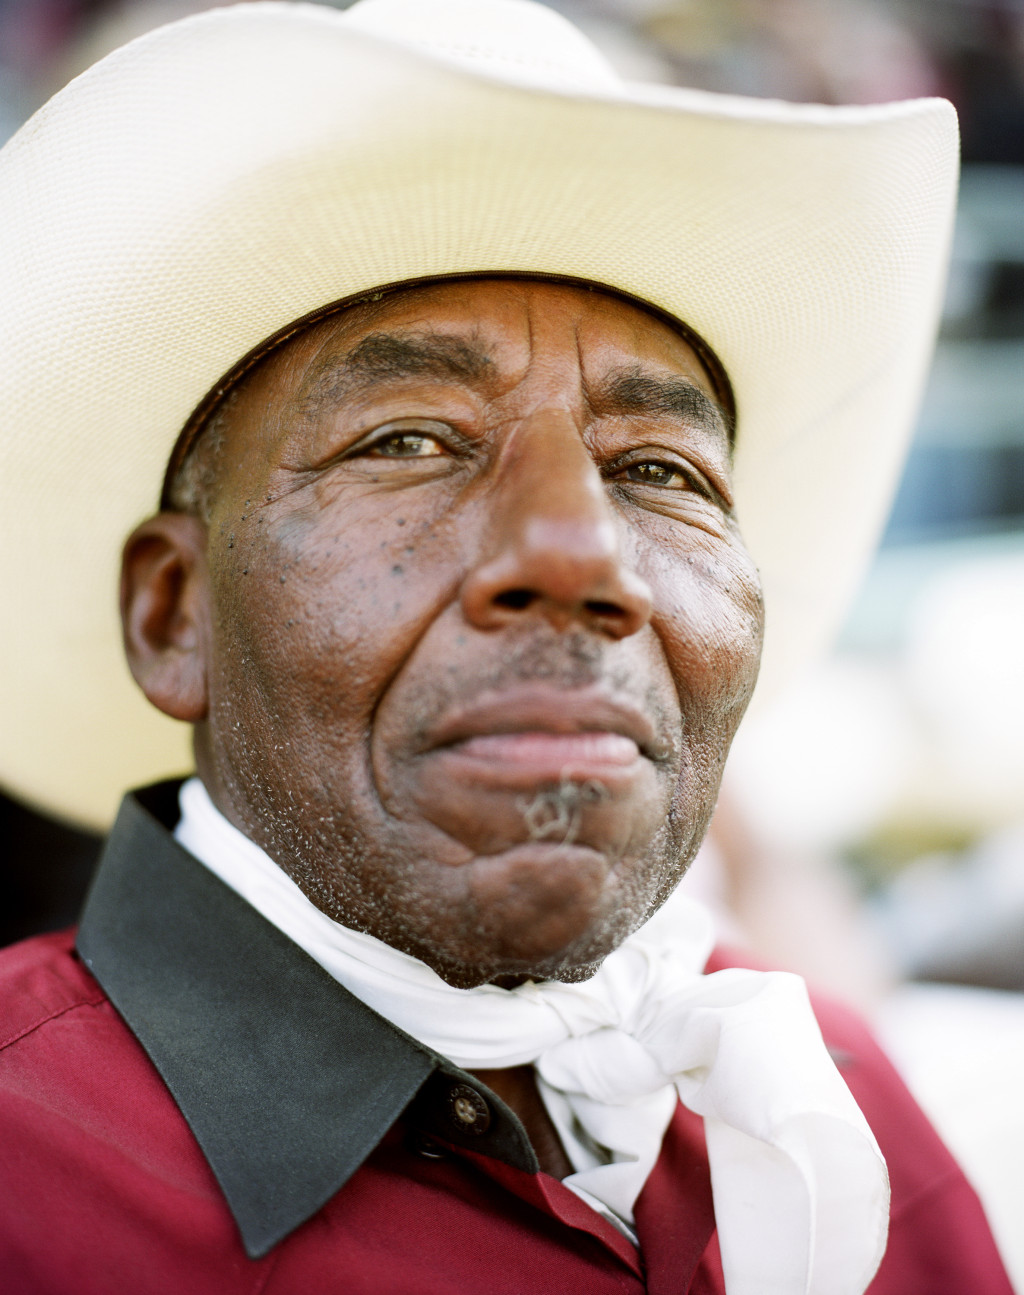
[{"left": 77, "top": 782, "right": 538, "bottom": 1258}]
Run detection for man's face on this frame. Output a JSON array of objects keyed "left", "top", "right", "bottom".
[{"left": 188, "top": 278, "right": 763, "bottom": 986}]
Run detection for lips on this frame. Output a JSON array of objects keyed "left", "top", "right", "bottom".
[{"left": 417, "top": 685, "right": 668, "bottom": 787}]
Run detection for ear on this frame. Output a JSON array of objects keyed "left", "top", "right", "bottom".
[{"left": 120, "top": 513, "right": 211, "bottom": 722}]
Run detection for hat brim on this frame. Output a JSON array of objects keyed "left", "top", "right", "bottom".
[{"left": 0, "top": 2, "right": 958, "bottom": 827}]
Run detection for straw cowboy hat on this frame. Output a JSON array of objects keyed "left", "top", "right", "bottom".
[{"left": 0, "top": 0, "right": 958, "bottom": 829}]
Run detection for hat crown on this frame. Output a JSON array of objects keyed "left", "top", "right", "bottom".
[{"left": 342, "top": 0, "right": 621, "bottom": 92}]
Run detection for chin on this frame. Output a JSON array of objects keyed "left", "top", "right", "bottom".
[
  {"left": 409, "top": 890, "right": 642, "bottom": 989},
  {"left": 427, "top": 947, "right": 612, "bottom": 991}
]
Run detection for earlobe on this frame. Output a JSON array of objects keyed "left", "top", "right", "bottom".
[{"left": 120, "top": 513, "right": 211, "bottom": 722}]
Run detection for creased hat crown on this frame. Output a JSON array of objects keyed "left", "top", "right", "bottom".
[{"left": 344, "top": 0, "right": 621, "bottom": 91}]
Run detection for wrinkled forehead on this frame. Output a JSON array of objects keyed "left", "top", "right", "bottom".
[{"left": 160, "top": 274, "right": 734, "bottom": 505}]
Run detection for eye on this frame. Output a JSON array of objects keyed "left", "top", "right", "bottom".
[
  {"left": 609, "top": 450, "right": 727, "bottom": 510},
  {"left": 328, "top": 416, "right": 469, "bottom": 481},
  {"left": 623, "top": 460, "right": 691, "bottom": 489},
  {"left": 367, "top": 428, "right": 446, "bottom": 458},
  {"left": 344, "top": 416, "right": 465, "bottom": 464}
]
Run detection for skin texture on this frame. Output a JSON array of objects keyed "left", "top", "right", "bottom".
[{"left": 121, "top": 278, "right": 764, "bottom": 1001}]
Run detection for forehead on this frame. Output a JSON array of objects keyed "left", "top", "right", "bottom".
[{"left": 244, "top": 277, "right": 724, "bottom": 412}]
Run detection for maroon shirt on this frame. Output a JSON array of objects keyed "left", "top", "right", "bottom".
[{"left": 0, "top": 785, "right": 1013, "bottom": 1294}]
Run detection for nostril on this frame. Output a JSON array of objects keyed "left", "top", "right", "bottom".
[
  {"left": 584, "top": 600, "right": 625, "bottom": 619},
  {"left": 494, "top": 589, "right": 537, "bottom": 611}
]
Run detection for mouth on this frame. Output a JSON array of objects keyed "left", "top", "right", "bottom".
[{"left": 418, "top": 685, "right": 670, "bottom": 788}]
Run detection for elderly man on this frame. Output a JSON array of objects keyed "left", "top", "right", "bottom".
[{"left": 0, "top": 1, "right": 1013, "bottom": 1292}]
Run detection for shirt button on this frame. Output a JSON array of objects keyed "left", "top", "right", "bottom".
[
  {"left": 412, "top": 1132, "right": 447, "bottom": 1161},
  {"left": 446, "top": 1082, "right": 491, "bottom": 1135}
]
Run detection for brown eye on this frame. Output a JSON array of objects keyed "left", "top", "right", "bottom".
[
  {"left": 625, "top": 461, "right": 686, "bottom": 488},
  {"left": 371, "top": 431, "right": 445, "bottom": 458}
]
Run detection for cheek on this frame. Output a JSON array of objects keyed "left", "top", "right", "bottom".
[
  {"left": 648, "top": 532, "right": 764, "bottom": 726},
  {"left": 638, "top": 537, "right": 762, "bottom": 868},
  {"left": 204, "top": 493, "right": 464, "bottom": 755}
]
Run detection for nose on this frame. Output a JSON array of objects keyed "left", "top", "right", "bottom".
[{"left": 460, "top": 414, "right": 653, "bottom": 640}]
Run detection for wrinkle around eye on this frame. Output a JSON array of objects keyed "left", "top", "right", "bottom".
[{"left": 607, "top": 477, "right": 735, "bottom": 538}]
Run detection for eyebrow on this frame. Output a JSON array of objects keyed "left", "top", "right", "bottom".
[
  {"left": 592, "top": 367, "right": 732, "bottom": 445},
  {"left": 294, "top": 332, "right": 732, "bottom": 446},
  {"left": 296, "top": 330, "right": 495, "bottom": 421}
]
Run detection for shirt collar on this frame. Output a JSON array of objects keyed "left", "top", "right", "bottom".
[{"left": 77, "top": 782, "right": 538, "bottom": 1258}]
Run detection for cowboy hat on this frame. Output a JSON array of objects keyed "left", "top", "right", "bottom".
[{"left": 0, "top": 0, "right": 958, "bottom": 828}]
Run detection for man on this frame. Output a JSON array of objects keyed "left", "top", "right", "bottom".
[{"left": 0, "top": 1, "right": 1013, "bottom": 1292}]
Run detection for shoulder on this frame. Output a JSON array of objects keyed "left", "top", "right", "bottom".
[
  {"left": 705, "top": 944, "right": 1015, "bottom": 1294},
  {"left": 0, "top": 928, "right": 108, "bottom": 1053},
  {"left": 0, "top": 927, "right": 135, "bottom": 1122},
  {"left": 0, "top": 929, "right": 239, "bottom": 1294},
  {"left": 0, "top": 926, "right": 165, "bottom": 1135},
  {"left": 705, "top": 943, "right": 965, "bottom": 1205},
  {"left": 704, "top": 944, "right": 952, "bottom": 1202}
]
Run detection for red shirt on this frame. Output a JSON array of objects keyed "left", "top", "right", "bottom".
[{"left": 0, "top": 786, "right": 1014, "bottom": 1294}]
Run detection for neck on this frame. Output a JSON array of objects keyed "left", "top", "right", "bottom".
[{"left": 470, "top": 1065, "right": 574, "bottom": 1180}]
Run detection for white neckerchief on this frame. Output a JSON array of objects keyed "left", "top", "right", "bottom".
[{"left": 175, "top": 777, "right": 889, "bottom": 1295}]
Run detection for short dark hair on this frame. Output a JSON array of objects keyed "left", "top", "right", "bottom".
[{"left": 164, "top": 389, "right": 238, "bottom": 521}]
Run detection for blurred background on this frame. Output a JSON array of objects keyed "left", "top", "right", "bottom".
[{"left": 2, "top": 0, "right": 1022, "bottom": 1283}]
